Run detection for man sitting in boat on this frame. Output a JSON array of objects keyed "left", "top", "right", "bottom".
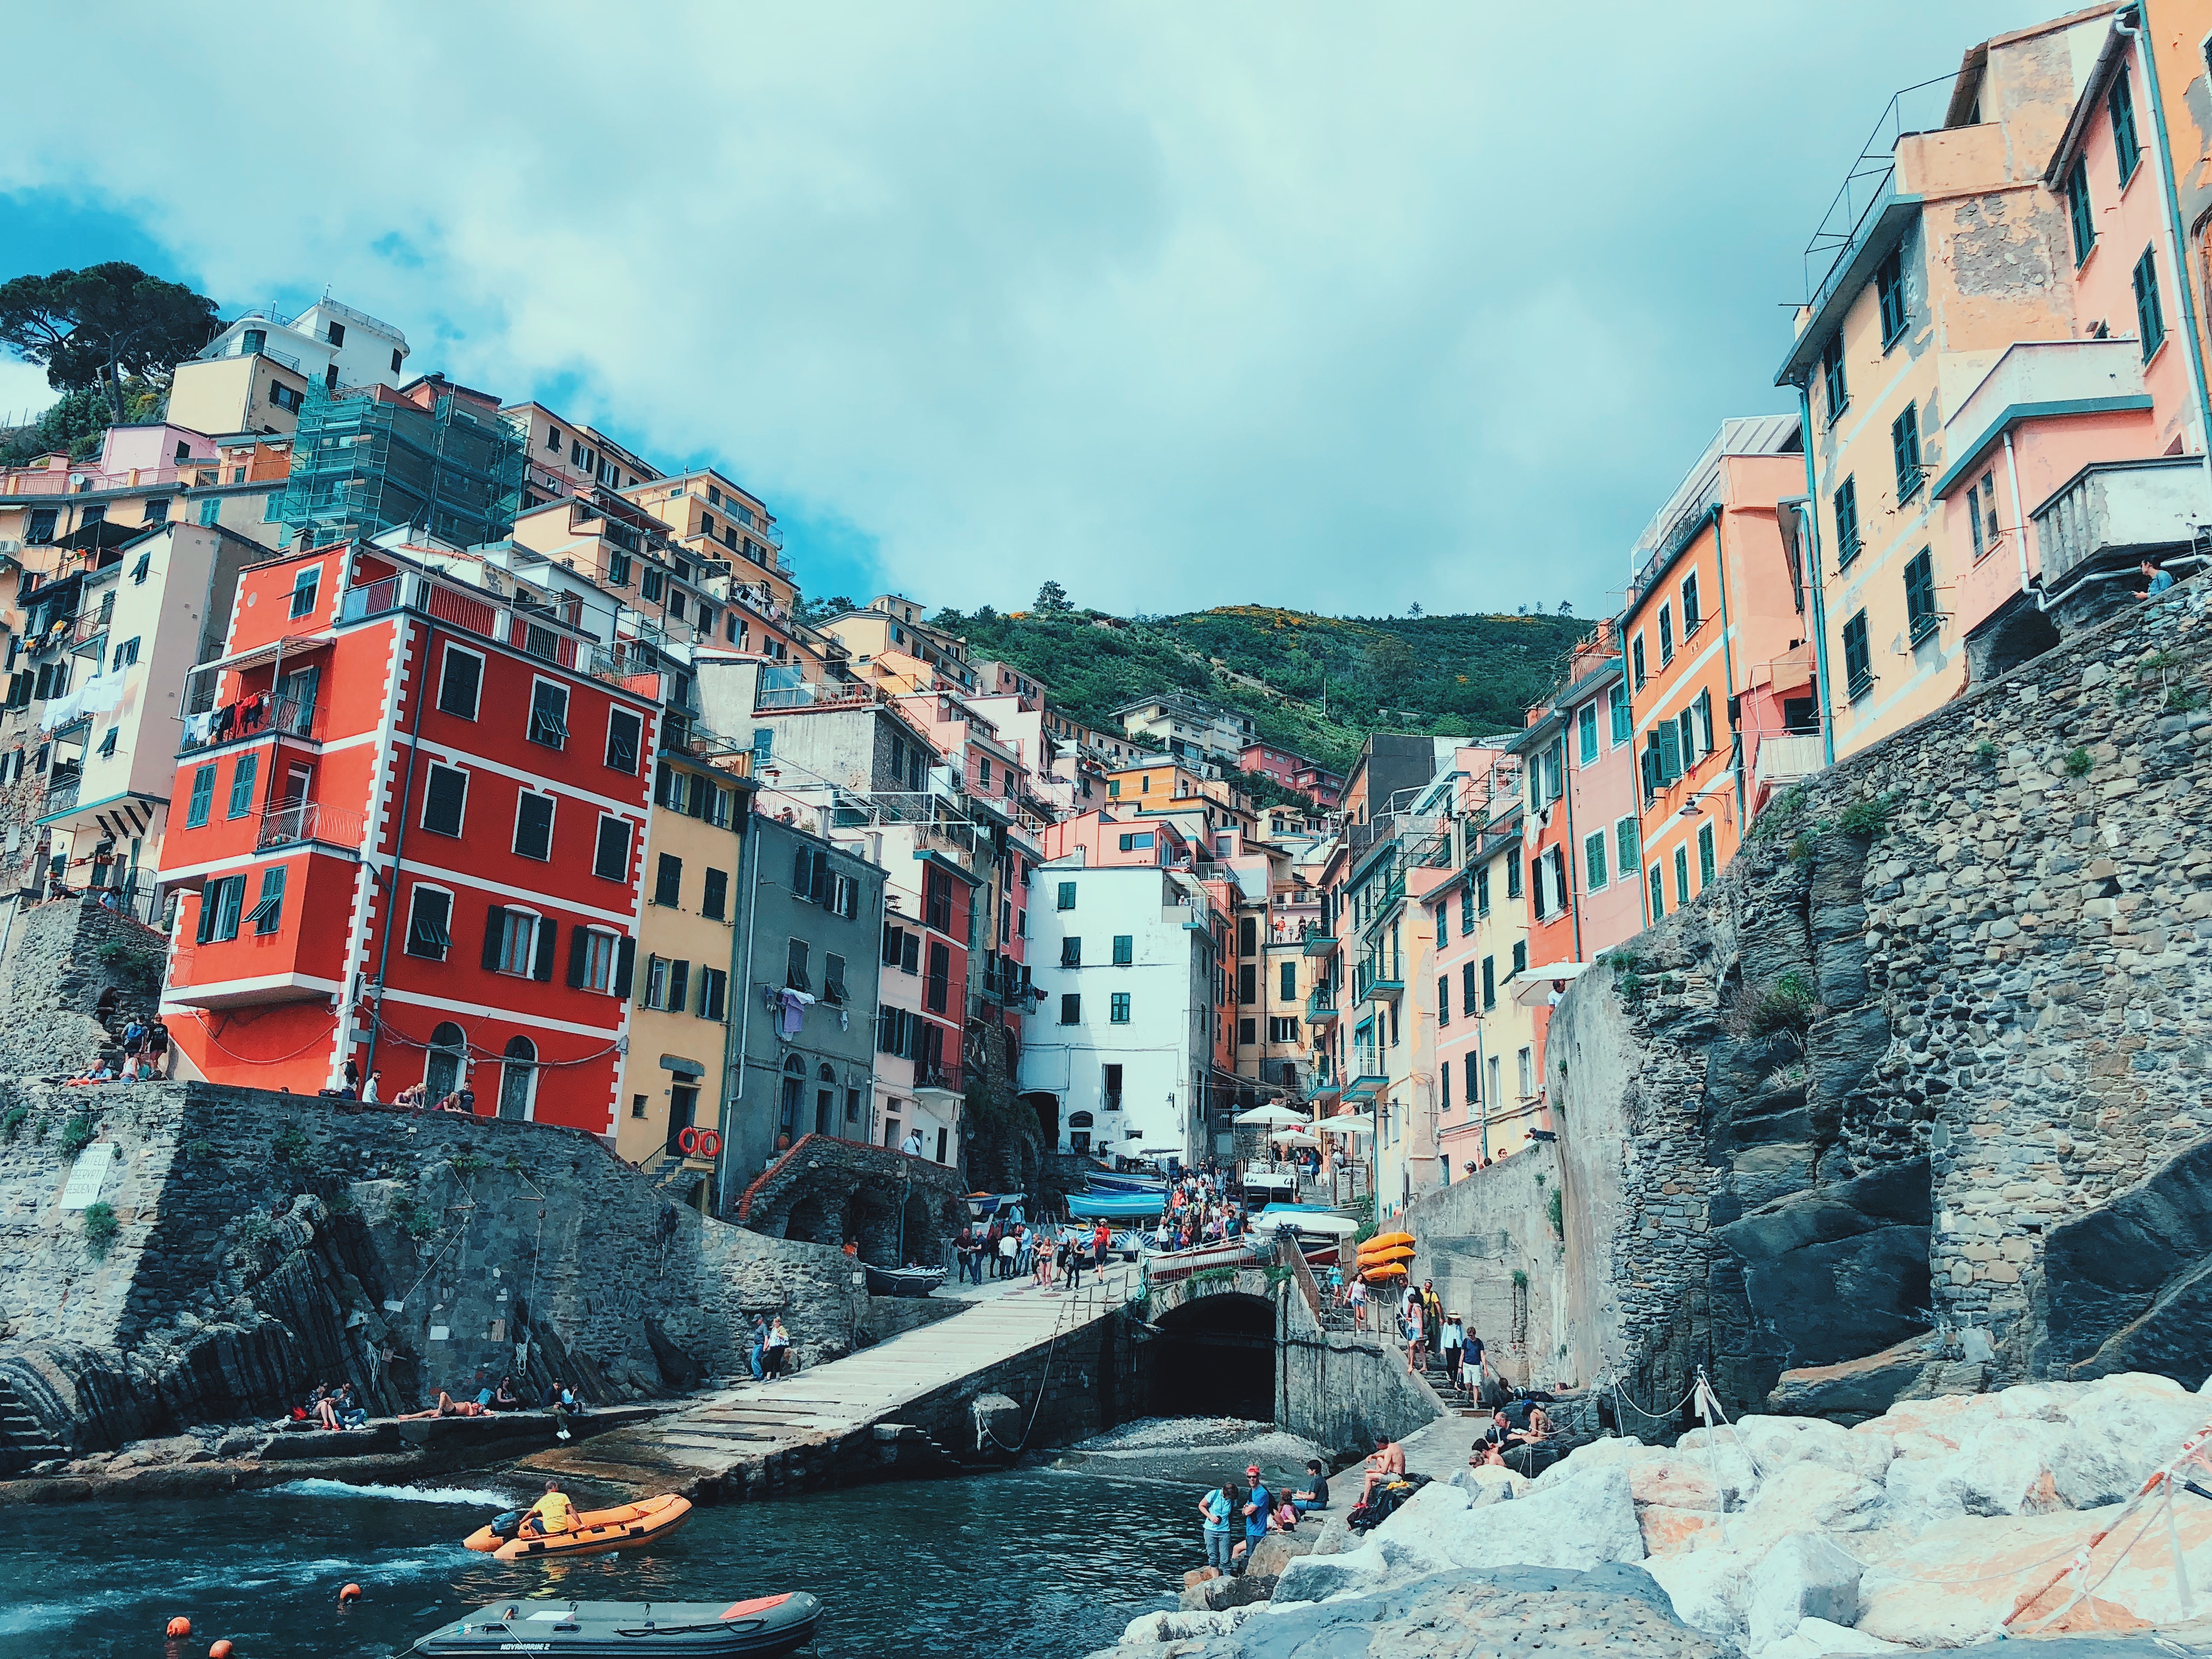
[{"left": 522, "top": 1480, "right": 574, "bottom": 1538}]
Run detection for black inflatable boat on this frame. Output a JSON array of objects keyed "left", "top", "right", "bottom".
[{"left": 411, "top": 1595, "right": 821, "bottom": 1657}]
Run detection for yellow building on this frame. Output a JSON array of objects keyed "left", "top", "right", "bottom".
[{"left": 615, "top": 747, "right": 751, "bottom": 1178}]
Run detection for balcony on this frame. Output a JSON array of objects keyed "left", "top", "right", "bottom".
[
  {"left": 2032, "top": 456, "right": 2212, "bottom": 594},
  {"left": 1355, "top": 957, "right": 1404, "bottom": 1004},
  {"left": 1301, "top": 928, "right": 1335, "bottom": 957},
  {"left": 1753, "top": 732, "right": 1826, "bottom": 793},
  {"left": 180, "top": 692, "right": 325, "bottom": 756},
  {"left": 43, "top": 768, "right": 80, "bottom": 816},
  {"left": 256, "top": 799, "right": 366, "bottom": 854},
  {"left": 1306, "top": 986, "right": 1338, "bottom": 1027},
  {"left": 340, "top": 572, "right": 598, "bottom": 673},
  {"left": 1344, "top": 1073, "right": 1389, "bottom": 1103},
  {"left": 1935, "top": 340, "right": 2152, "bottom": 501}
]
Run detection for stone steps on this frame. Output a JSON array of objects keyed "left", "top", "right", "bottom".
[{"left": 0, "top": 1378, "right": 67, "bottom": 1476}]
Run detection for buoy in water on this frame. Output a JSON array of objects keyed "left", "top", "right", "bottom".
[
  {"left": 338, "top": 1583, "right": 362, "bottom": 1604},
  {"left": 208, "top": 1643, "right": 234, "bottom": 1658},
  {"left": 166, "top": 1617, "right": 192, "bottom": 1639}
]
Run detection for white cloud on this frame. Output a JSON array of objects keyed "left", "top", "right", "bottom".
[
  {"left": 0, "top": 360, "right": 58, "bottom": 429},
  {"left": 7, "top": 1, "right": 2044, "bottom": 614}
]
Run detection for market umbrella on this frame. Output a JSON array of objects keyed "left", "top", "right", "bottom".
[
  {"left": 1272, "top": 1129, "right": 1319, "bottom": 1148},
  {"left": 1235, "top": 1103, "right": 1305, "bottom": 1127},
  {"left": 1323, "top": 1113, "right": 1375, "bottom": 1137}
]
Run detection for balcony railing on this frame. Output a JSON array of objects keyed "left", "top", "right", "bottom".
[
  {"left": 44, "top": 771, "right": 80, "bottom": 816},
  {"left": 1301, "top": 928, "right": 1336, "bottom": 957},
  {"left": 340, "top": 573, "right": 595, "bottom": 672},
  {"left": 256, "top": 799, "right": 366, "bottom": 853},
  {"left": 1753, "top": 732, "right": 1826, "bottom": 792},
  {"left": 180, "top": 693, "right": 325, "bottom": 755},
  {"left": 1306, "top": 986, "right": 1338, "bottom": 1024},
  {"left": 1355, "top": 957, "right": 1404, "bottom": 1002},
  {"left": 2031, "top": 455, "right": 2212, "bottom": 592}
]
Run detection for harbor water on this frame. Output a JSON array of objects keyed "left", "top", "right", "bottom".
[{"left": 0, "top": 1464, "right": 1202, "bottom": 1658}]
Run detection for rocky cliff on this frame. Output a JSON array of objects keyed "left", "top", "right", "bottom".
[{"left": 1414, "top": 576, "right": 2212, "bottom": 1428}]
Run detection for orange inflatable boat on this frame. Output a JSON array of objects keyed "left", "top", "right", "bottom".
[{"left": 464, "top": 1493, "right": 692, "bottom": 1562}]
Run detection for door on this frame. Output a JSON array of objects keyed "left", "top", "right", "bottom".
[
  {"left": 667, "top": 1085, "right": 698, "bottom": 1155},
  {"left": 499, "top": 1036, "right": 536, "bottom": 1120}
]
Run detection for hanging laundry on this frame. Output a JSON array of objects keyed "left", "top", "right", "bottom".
[
  {"left": 183, "top": 710, "right": 213, "bottom": 747},
  {"left": 77, "top": 673, "right": 125, "bottom": 718},
  {"left": 775, "top": 986, "right": 815, "bottom": 1037}
]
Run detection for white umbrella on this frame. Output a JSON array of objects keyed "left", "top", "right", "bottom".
[
  {"left": 1322, "top": 1113, "right": 1375, "bottom": 1137},
  {"left": 1235, "top": 1103, "right": 1305, "bottom": 1127},
  {"left": 1273, "top": 1129, "right": 1319, "bottom": 1148}
]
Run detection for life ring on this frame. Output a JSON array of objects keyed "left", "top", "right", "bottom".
[
  {"left": 695, "top": 1130, "right": 722, "bottom": 1158},
  {"left": 678, "top": 1126, "right": 701, "bottom": 1155}
]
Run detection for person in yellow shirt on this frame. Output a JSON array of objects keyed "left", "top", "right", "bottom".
[{"left": 523, "top": 1480, "right": 574, "bottom": 1537}]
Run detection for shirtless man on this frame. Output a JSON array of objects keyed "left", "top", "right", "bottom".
[{"left": 1357, "top": 1432, "right": 1406, "bottom": 1505}]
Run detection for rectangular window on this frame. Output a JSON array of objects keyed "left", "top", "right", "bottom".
[
  {"left": 1630, "top": 634, "right": 1646, "bottom": 690},
  {"left": 1238, "top": 963, "right": 1257, "bottom": 1005},
  {"left": 1833, "top": 476, "right": 1860, "bottom": 567},
  {"left": 1062, "top": 936, "right": 1082, "bottom": 968},
  {"left": 926, "top": 941, "right": 951, "bottom": 1013},
  {"left": 1657, "top": 602, "right": 1675, "bottom": 663},
  {"left": 1280, "top": 960, "right": 1296, "bottom": 1000},
  {"left": 1481, "top": 956, "right": 1496, "bottom": 1011},
  {"left": 605, "top": 708, "right": 641, "bottom": 772},
  {"left": 654, "top": 852, "right": 683, "bottom": 907},
  {"left": 186, "top": 764, "right": 215, "bottom": 828},
  {"left": 1842, "top": 610, "right": 1873, "bottom": 701},
  {"left": 2067, "top": 157, "right": 2095, "bottom": 266},
  {"left": 1698, "top": 821, "right": 1718, "bottom": 887},
  {"left": 1904, "top": 548, "right": 1939, "bottom": 642},
  {"left": 2111, "top": 68, "right": 2141, "bottom": 183},
  {"left": 1650, "top": 864, "right": 1666, "bottom": 922},
  {"left": 422, "top": 763, "right": 466, "bottom": 836},
  {"left": 1673, "top": 844, "right": 1692, "bottom": 907},
  {"left": 1056, "top": 879, "right": 1076, "bottom": 911},
  {"left": 495, "top": 908, "right": 539, "bottom": 976},
  {"left": 1436, "top": 974, "right": 1451, "bottom": 1026},
  {"left": 1112, "top": 933, "right": 1133, "bottom": 964},
  {"left": 1458, "top": 884, "right": 1475, "bottom": 932},
  {"left": 594, "top": 814, "right": 633, "bottom": 879},
  {"left": 1505, "top": 851, "right": 1521, "bottom": 899},
  {"left": 1891, "top": 402, "right": 1922, "bottom": 502},
  {"left": 1609, "top": 678, "right": 1632, "bottom": 744},
  {"left": 699, "top": 966, "right": 728, "bottom": 1020},
  {"left": 513, "top": 790, "right": 555, "bottom": 860},
  {"left": 1819, "top": 333, "right": 1847, "bottom": 420},
  {"left": 783, "top": 937, "right": 811, "bottom": 995},
  {"left": 1876, "top": 247, "right": 1908, "bottom": 347},
  {"left": 1110, "top": 992, "right": 1131, "bottom": 1024},
  {"left": 2135, "top": 246, "right": 2166, "bottom": 360},
  {"left": 666, "top": 958, "right": 691, "bottom": 1012},
  {"left": 226, "top": 752, "right": 259, "bottom": 819},
  {"left": 246, "top": 866, "right": 287, "bottom": 935},
  {"left": 405, "top": 885, "right": 452, "bottom": 959},
  {"left": 1681, "top": 570, "right": 1701, "bottom": 634},
  {"left": 1059, "top": 992, "right": 1081, "bottom": 1025},
  {"left": 197, "top": 875, "right": 246, "bottom": 943},
  {"left": 703, "top": 867, "right": 729, "bottom": 922},
  {"left": 1616, "top": 815, "right": 1638, "bottom": 885},
  {"left": 528, "top": 680, "right": 569, "bottom": 748},
  {"left": 823, "top": 952, "right": 849, "bottom": 1006},
  {"left": 1475, "top": 865, "right": 1490, "bottom": 915},
  {"left": 1461, "top": 960, "right": 1477, "bottom": 1017},
  {"left": 289, "top": 565, "right": 320, "bottom": 620},
  {"left": 438, "top": 646, "right": 481, "bottom": 719},
  {"left": 1584, "top": 827, "right": 1609, "bottom": 890},
  {"left": 1576, "top": 702, "right": 1599, "bottom": 764}
]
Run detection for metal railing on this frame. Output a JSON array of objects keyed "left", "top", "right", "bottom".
[
  {"left": 180, "top": 693, "right": 324, "bottom": 755},
  {"left": 256, "top": 799, "right": 366, "bottom": 852},
  {"left": 341, "top": 574, "right": 595, "bottom": 671}
]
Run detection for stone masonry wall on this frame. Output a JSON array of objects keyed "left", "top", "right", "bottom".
[
  {"left": 0, "top": 1080, "right": 954, "bottom": 1460},
  {"left": 1403, "top": 1142, "right": 1570, "bottom": 1392},
  {"left": 1439, "top": 576, "right": 2212, "bottom": 1430}
]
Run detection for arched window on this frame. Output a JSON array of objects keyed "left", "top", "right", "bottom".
[
  {"left": 498, "top": 1035, "right": 536, "bottom": 1120},
  {"left": 778, "top": 1054, "right": 805, "bottom": 1139},
  {"left": 426, "top": 1020, "right": 466, "bottom": 1103},
  {"left": 815, "top": 1063, "right": 836, "bottom": 1137}
]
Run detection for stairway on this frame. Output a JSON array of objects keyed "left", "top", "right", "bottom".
[
  {"left": 0, "top": 1376, "right": 67, "bottom": 1477},
  {"left": 1419, "top": 1352, "right": 1486, "bottom": 1418}
]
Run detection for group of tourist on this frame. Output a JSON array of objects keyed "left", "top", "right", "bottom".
[
  {"left": 1197, "top": 1458, "right": 1332, "bottom": 1574},
  {"left": 63, "top": 1017, "right": 172, "bottom": 1085},
  {"left": 280, "top": 1381, "right": 367, "bottom": 1431},
  {"left": 1149, "top": 1167, "right": 1252, "bottom": 1252},
  {"left": 952, "top": 1216, "right": 1116, "bottom": 1289},
  {"left": 747, "top": 1313, "right": 794, "bottom": 1380}
]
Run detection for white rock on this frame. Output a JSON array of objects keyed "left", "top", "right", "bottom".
[
  {"left": 1641, "top": 1544, "right": 1758, "bottom": 1640},
  {"left": 1117, "top": 1606, "right": 1254, "bottom": 1642},
  {"left": 1533, "top": 1435, "right": 1655, "bottom": 1485},
  {"left": 2053, "top": 1372, "right": 2211, "bottom": 1510},
  {"left": 1447, "top": 1463, "right": 1530, "bottom": 1503},
  {"left": 1878, "top": 1415, "right": 2069, "bottom": 1533},
  {"left": 1274, "top": 1464, "right": 1645, "bottom": 1604},
  {"left": 1729, "top": 1462, "right": 1885, "bottom": 1551},
  {"left": 1743, "top": 1533, "right": 1864, "bottom": 1651},
  {"left": 1628, "top": 1458, "right": 1723, "bottom": 1512},
  {"left": 1757, "top": 1615, "right": 1904, "bottom": 1658},
  {"left": 1706, "top": 1414, "right": 1894, "bottom": 1484},
  {"left": 1656, "top": 1434, "right": 1760, "bottom": 1507}
]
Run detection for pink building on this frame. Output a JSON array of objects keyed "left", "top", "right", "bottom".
[
  {"left": 1239, "top": 741, "right": 1345, "bottom": 810},
  {"left": 1037, "top": 808, "right": 1190, "bottom": 868}
]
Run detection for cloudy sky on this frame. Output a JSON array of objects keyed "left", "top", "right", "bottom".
[{"left": 3, "top": 2, "right": 2047, "bottom": 618}]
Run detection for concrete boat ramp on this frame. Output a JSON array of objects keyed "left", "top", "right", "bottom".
[{"left": 519, "top": 1264, "right": 1141, "bottom": 1502}]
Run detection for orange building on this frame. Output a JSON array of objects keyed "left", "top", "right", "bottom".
[{"left": 1623, "top": 418, "right": 1815, "bottom": 922}]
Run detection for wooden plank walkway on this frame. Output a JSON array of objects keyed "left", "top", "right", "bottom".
[{"left": 518, "top": 1261, "right": 1141, "bottom": 1497}]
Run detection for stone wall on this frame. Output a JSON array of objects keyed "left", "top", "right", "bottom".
[
  {"left": 0, "top": 1080, "right": 955, "bottom": 1465},
  {"left": 0, "top": 894, "right": 167, "bottom": 1076},
  {"left": 1524, "top": 575, "right": 2212, "bottom": 1427},
  {"left": 1403, "top": 1143, "right": 1571, "bottom": 1392}
]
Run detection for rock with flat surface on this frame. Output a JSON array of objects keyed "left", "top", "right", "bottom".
[
  {"left": 1758, "top": 1616, "right": 1903, "bottom": 1657},
  {"left": 1743, "top": 1534, "right": 1863, "bottom": 1651}
]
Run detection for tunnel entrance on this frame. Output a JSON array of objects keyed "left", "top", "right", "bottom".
[{"left": 1147, "top": 1293, "right": 1276, "bottom": 1421}]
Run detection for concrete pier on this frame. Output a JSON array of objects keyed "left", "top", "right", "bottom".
[{"left": 520, "top": 1262, "right": 1142, "bottom": 1500}]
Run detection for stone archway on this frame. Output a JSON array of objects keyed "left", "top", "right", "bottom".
[{"left": 1148, "top": 1291, "right": 1276, "bottom": 1420}]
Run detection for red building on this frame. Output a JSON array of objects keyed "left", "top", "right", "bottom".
[
  {"left": 156, "top": 541, "right": 660, "bottom": 1135},
  {"left": 1238, "top": 741, "right": 1344, "bottom": 810}
]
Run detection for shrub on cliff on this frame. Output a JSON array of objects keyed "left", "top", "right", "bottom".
[
  {"left": 81, "top": 1200, "right": 118, "bottom": 1256},
  {"left": 58, "top": 1116, "right": 95, "bottom": 1156}
]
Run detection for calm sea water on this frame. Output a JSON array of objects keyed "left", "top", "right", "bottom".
[{"left": 0, "top": 1466, "right": 1199, "bottom": 1658}]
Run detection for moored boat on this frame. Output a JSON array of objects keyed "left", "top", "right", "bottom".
[
  {"left": 411, "top": 1595, "right": 822, "bottom": 1657},
  {"left": 862, "top": 1263, "right": 947, "bottom": 1297}
]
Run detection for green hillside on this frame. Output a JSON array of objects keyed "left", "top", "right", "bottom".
[{"left": 923, "top": 602, "right": 1592, "bottom": 774}]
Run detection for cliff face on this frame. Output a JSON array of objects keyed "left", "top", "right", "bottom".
[{"left": 1414, "top": 577, "right": 2212, "bottom": 1427}]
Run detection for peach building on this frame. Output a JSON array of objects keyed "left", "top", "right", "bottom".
[
  {"left": 1777, "top": 8, "right": 2118, "bottom": 757},
  {"left": 1623, "top": 417, "right": 1814, "bottom": 921}
]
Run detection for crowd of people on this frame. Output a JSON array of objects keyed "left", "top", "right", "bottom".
[
  {"left": 952, "top": 1215, "right": 1116, "bottom": 1289},
  {"left": 274, "top": 1373, "right": 594, "bottom": 1441},
  {"left": 1197, "top": 1458, "right": 1333, "bottom": 1575}
]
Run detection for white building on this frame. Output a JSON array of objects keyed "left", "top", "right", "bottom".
[
  {"left": 1111, "top": 693, "right": 1255, "bottom": 770},
  {"left": 169, "top": 298, "right": 413, "bottom": 437},
  {"left": 1019, "top": 858, "right": 1217, "bottom": 1164}
]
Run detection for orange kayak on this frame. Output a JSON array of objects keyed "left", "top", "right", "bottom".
[{"left": 464, "top": 1493, "right": 692, "bottom": 1562}]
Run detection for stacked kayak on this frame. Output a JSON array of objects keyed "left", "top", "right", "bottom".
[
  {"left": 412, "top": 1596, "right": 821, "bottom": 1657},
  {"left": 464, "top": 1494, "right": 692, "bottom": 1562},
  {"left": 1357, "top": 1230, "right": 1416, "bottom": 1282}
]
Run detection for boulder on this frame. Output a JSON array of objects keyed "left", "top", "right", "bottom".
[
  {"left": 1181, "top": 1567, "right": 1217, "bottom": 1592},
  {"left": 1743, "top": 1534, "right": 1863, "bottom": 1651},
  {"left": 1449, "top": 1463, "right": 1530, "bottom": 1502},
  {"left": 1113, "top": 1606, "right": 1254, "bottom": 1645},
  {"left": 2035, "top": 1132, "right": 2212, "bottom": 1386},
  {"left": 1275, "top": 1464, "right": 1644, "bottom": 1604},
  {"left": 1180, "top": 1571, "right": 1275, "bottom": 1612},
  {"left": 1305, "top": 1513, "right": 1358, "bottom": 1557},
  {"left": 1240, "top": 1532, "right": 1313, "bottom": 1578},
  {"left": 1856, "top": 1499, "right": 2212, "bottom": 1644},
  {"left": 1759, "top": 1616, "right": 1903, "bottom": 1657},
  {"left": 1628, "top": 1458, "right": 1723, "bottom": 1511},
  {"left": 1640, "top": 1543, "right": 1758, "bottom": 1640},
  {"left": 1728, "top": 1462, "right": 1884, "bottom": 1551},
  {"left": 1767, "top": 1333, "right": 1946, "bottom": 1426},
  {"left": 1640, "top": 1504, "right": 1724, "bottom": 1558}
]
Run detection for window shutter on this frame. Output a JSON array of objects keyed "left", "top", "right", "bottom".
[
  {"left": 196, "top": 888, "right": 216, "bottom": 945},
  {"left": 792, "top": 845, "right": 811, "bottom": 896},
  {"left": 533, "top": 917, "right": 557, "bottom": 982},
  {"left": 1658, "top": 721, "right": 1681, "bottom": 781},
  {"left": 1695, "top": 690, "right": 1714, "bottom": 756},
  {"left": 482, "top": 905, "right": 507, "bottom": 970},
  {"left": 614, "top": 935, "right": 636, "bottom": 998},
  {"left": 668, "top": 959, "right": 690, "bottom": 1010},
  {"left": 567, "top": 927, "right": 588, "bottom": 988},
  {"left": 882, "top": 924, "right": 901, "bottom": 967},
  {"left": 811, "top": 853, "right": 831, "bottom": 905}
]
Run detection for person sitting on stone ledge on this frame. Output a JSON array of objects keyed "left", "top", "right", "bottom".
[
  {"left": 313, "top": 1386, "right": 343, "bottom": 1430},
  {"left": 335, "top": 1383, "right": 367, "bottom": 1430},
  {"left": 1356, "top": 1433, "right": 1404, "bottom": 1506}
]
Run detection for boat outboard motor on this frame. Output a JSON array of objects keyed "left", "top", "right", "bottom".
[{"left": 487, "top": 1510, "right": 526, "bottom": 1541}]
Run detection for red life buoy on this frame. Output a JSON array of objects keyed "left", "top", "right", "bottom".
[
  {"left": 677, "top": 1126, "right": 701, "bottom": 1155},
  {"left": 695, "top": 1130, "right": 722, "bottom": 1158}
]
